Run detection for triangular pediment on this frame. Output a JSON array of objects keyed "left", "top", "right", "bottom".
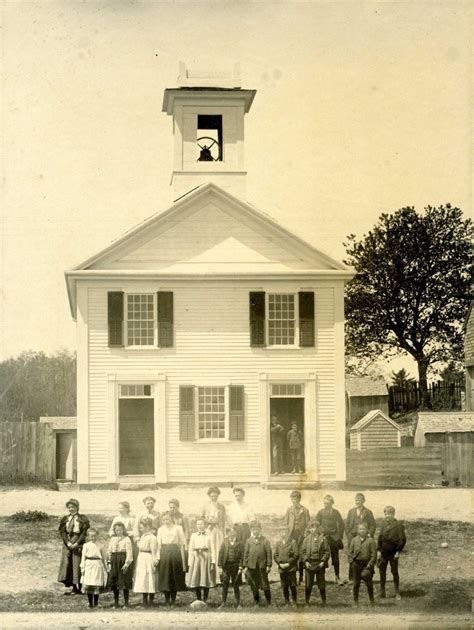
[{"left": 75, "top": 184, "right": 346, "bottom": 273}]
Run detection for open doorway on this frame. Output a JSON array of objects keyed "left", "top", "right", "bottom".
[
  {"left": 118, "top": 384, "right": 155, "bottom": 476},
  {"left": 269, "top": 384, "right": 305, "bottom": 475}
]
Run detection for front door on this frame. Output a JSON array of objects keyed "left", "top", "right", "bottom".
[
  {"left": 119, "top": 396, "right": 154, "bottom": 475},
  {"left": 270, "top": 394, "right": 305, "bottom": 474}
]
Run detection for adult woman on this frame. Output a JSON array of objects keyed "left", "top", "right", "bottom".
[
  {"left": 57, "top": 498, "right": 90, "bottom": 594},
  {"left": 202, "top": 486, "right": 226, "bottom": 582}
]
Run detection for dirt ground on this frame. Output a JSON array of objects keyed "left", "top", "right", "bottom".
[{"left": 0, "top": 486, "right": 472, "bottom": 629}]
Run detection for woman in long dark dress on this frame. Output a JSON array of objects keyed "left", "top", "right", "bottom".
[{"left": 57, "top": 498, "right": 90, "bottom": 594}]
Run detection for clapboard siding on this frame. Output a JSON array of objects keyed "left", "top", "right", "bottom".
[
  {"left": 359, "top": 418, "right": 399, "bottom": 450},
  {"left": 86, "top": 283, "right": 338, "bottom": 482}
]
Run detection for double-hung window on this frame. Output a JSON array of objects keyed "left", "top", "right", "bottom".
[
  {"left": 107, "top": 291, "right": 174, "bottom": 348},
  {"left": 179, "top": 384, "right": 245, "bottom": 442},
  {"left": 267, "top": 293, "right": 297, "bottom": 346},
  {"left": 249, "top": 291, "right": 315, "bottom": 348},
  {"left": 126, "top": 294, "right": 155, "bottom": 346}
]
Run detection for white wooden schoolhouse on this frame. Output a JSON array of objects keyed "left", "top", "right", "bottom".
[{"left": 65, "top": 64, "right": 353, "bottom": 487}]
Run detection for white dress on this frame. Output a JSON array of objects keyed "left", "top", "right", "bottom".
[
  {"left": 133, "top": 532, "right": 158, "bottom": 593},
  {"left": 186, "top": 531, "right": 217, "bottom": 588},
  {"left": 80, "top": 541, "right": 108, "bottom": 591}
]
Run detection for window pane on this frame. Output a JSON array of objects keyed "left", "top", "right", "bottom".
[
  {"left": 127, "top": 294, "right": 154, "bottom": 345},
  {"left": 268, "top": 294, "right": 295, "bottom": 345},
  {"left": 198, "top": 387, "right": 225, "bottom": 439}
]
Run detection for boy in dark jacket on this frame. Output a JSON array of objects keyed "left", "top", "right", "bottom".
[
  {"left": 348, "top": 522, "right": 377, "bottom": 607},
  {"left": 345, "top": 493, "right": 376, "bottom": 582},
  {"left": 377, "top": 506, "right": 406, "bottom": 600},
  {"left": 218, "top": 527, "right": 244, "bottom": 608},
  {"left": 300, "top": 519, "right": 330, "bottom": 606},
  {"left": 242, "top": 520, "right": 273, "bottom": 606},
  {"left": 315, "top": 494, "right": 345, "bottom": 584},
  {"left": 274, "top": 530, "right": 298, "bottom": 606}
]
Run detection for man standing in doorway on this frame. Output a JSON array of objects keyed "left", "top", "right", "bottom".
[{"left": 270, "top": 415, "right": 285, "bottom": 475}]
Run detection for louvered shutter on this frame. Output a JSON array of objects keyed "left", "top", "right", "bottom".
[
  {"left": 229, "top": 385, "right": 245, "bottom": 440},
  {"left": 157, "top": 291, "right": 173, "bottom": 347},
  {"left": 108, "top": 292, "right": 124, "bottom": 347},
  {"left": 179, "top": 386, "right": 195, "bottom": 441},
  {"left": 299, "top": 291, "right": 315, "bottom": 347},
  {"left": 249, "top": 292, "right": 266, "bottom": 347}
]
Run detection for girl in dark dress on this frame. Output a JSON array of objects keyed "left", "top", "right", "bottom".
[
  {"left": 57, "top": 498, "right": 90, "bottom": 594},
  {"left": 156, "top": 511, "right": 187, "bottom": 608},
  {"left": 108, "top": 521, "right": 134, "bottom": 608}
]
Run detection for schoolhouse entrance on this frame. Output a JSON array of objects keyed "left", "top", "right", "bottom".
[
  {"left": 118, "top": 384, "right": 154, "bottom": 476},
  {"left": 269, "top": 384, "right": 305, "bottom": 475}
]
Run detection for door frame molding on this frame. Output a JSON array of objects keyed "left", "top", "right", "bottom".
[
  {"left": 259, "top": 372, "right": 317, "bottom": 482},
  {"left": 107, "top": 373, "right": 167, "bottom": 483}
]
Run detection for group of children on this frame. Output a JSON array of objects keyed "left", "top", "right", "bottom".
[{"left": 57, "top": 488, "right": 406, "bottom": 610}]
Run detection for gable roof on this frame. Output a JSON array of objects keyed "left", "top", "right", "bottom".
[
  {"left": 346, "top": 376, "right": 388, "bottom": 398},
  {"left": 417, "top": 412, "right": 474, "bottom": 434},
  {"left": 350, "top": 409, "right": 401, "bottom": 433},
  {"left": 65, "top": 182, "right": 353, "bottom": 318}
]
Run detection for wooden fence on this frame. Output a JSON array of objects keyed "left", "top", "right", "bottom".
[
  {"left": 346, "top": 446, "right": 443, "bottom": 488},
  {"left": 388, "top": 380, "right": 465, "bottom": 414},
  {"left": 0, "top": 421, "right": 55, "bottom": 483}
]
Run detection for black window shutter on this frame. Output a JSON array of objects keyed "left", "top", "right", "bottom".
[
  {"left": 108, "top": 292, "right": 124, "bottom": 347},
  {"left": 157, "top": 291, "right": 174, "bottom": 347},
  {"left": 249, "top": 292, "right": 266, "bottom": 347},
  {"left": 179, "top": 386, "right": 195, "bottom": 441},
  {"left": 299, "top": 291, "right": 315, "bottom": 347},
  {"left": 229, "top": 385, "right": 245, "bottom": 440}
]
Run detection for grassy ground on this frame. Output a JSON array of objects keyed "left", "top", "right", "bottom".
[{"left": 0, "top": 513, "right": 471, "bottom": 617}]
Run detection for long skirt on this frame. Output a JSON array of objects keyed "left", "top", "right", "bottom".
[
  {"left": 207, "top": 525, "right": 224, "bottom": 584},
  {"left": 57, "top": 545, "right": 82, "bottom": 587},
  {"left": 133, "top": 551, "right": 156, "bottom": 593},
  {"left": 157, "top": 544, "right": 186, "bottom": 592},
  {"left": 108, "top": 551, "right": 133, "bottom": 591},
  {"left": 186, "top": 549, "right": 215, "bottom": 588},
  {"left": 81, "top": 558, "right": 108, "bottom": 594}
]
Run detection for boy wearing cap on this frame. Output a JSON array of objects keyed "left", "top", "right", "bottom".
[
  {"left": 345, "top": 493, "right": 376, "bottom": 582},
  {"left": 242, "top": 520, "right": 273, "bottom": 606},
  {"left": 300, "top": 519, "right": 330, "bottom": 606},
  {"left": 348, "top": 522, "right": 377, "bottom": 607},
  {"left": 315, "top": 495, "right": 345, "bottom": 584},
  {"left": 218, "top": 527, "right": 244, "bottom": 608},
  {"left": 285, "top": 490, "right": 310, "bottom": 584},
  {"left": 377, "top": 506, "right": 406, "bottom": 600},
  {"left": 58, "top": 498, "right": 90, "bottom": 594},
  {"left": 274, "top": 529, "right": 298, "bottom": 606}
]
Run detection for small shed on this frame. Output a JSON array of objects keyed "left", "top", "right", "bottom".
[
  {"left": 40, "top": 416, "right": 77, "bottom": 481},
  {"left": 414, "top": 412, "right": 474, "bottom": 487},
  {"left": 349, "top": 409, "right": 402, "bottom": 451},
  {"left": 346, "top": 376, "right": 389, "bottom": 425}
]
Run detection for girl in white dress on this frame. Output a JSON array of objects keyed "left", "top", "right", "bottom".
[
  {"left": 186, "top": 517, "right": 217, "bottom": 602},
  {"left": 156, "top": 512, "right": 187, "bottom": 608},
  {"left": 80, "top": 528, "right": 108, "bottom": 609},
  {"left": 133, "top": 517, "right": 158, "bottom": 607},
  {"left": 202, "top": 486, "right": 226, "bottom": 585}
]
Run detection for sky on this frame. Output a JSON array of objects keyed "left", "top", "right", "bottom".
[{"left": 1, "top": 0, "right": 472, "bottom": 376}]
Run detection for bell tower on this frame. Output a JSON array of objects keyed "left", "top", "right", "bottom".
[{"left": 162, "top": 62, "right": 256, "bottom": 200}]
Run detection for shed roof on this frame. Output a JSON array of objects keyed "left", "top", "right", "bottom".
[
  {"left": 416, "top": 412, "right": 474, "bottom": 434},
  {"left": 346, "top": 376, "right": 388, "bottom": 398},
  {"left": 40, "top": 416, "right": 77, "bottom": 431},
  {"left": 350, "top": 409, "right": 401, "bottom": 433}
]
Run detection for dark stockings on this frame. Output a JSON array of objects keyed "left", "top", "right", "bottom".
[
  {"left": 87, "top": 594, "right": 99, "bottom": 608},
  {"left": 196, "top": 587, "right": 210, "bottom": 602},
  {"left": 283, "top": 585, "right": 297, "bottom": 603},
  {"left": 142, "top": 593, "right": 155, "bottom": 607}
]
